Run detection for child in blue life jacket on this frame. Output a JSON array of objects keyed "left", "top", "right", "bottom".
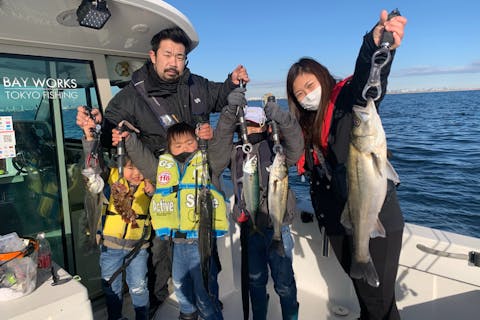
[
  {"left": 78, "top": 111, "right": 153, "bottom": 320},
  {"left": 112, "top": 122, "right": 228, "bottom": 320},
  {"left": 208, "top": 88, "right": 304, "bottom": 320}
]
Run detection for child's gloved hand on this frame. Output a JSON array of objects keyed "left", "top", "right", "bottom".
[
  {"left": 227, "top": 87, "right": 247, "bottom": 110},
  {"left": 264, "top": 101, "right": 290, "bottom": 126}
]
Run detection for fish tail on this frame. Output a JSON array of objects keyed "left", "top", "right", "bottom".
[
  {"left": 269, "top": 239, "right": 286, "bottom": 257},
  {"left": 350, "top": 259, "right": 380, "bottom": 287}
]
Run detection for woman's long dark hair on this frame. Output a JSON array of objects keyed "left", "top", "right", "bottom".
[{"left": 286, "top": 58, "right": 336, "bottom": 148}]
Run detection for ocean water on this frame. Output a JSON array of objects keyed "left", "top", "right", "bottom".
[
  {"left": 248, "top": 90, "right": 480, "bottom": 238},
  {"left": 3, "top": 90, "right": 479, "bottom": 238}
]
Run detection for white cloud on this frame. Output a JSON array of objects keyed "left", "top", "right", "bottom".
[{"left": 393, "top": 60, "right": 480, "bottom": 77}]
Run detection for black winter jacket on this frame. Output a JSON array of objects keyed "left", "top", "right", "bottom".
[
  {"left": 102, "top": 62, "right": 237, "bottom": 157},
  {"left": 308, "top": 28, "right": 404, "bottom": 235}
]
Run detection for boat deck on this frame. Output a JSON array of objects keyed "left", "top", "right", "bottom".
[{"left": 91, "top": 210, "right": 480, "bottom": 320}]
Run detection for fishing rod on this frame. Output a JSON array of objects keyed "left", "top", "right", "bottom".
[
  {"left": 115, "top": 120, "right": 140, "bottom": 179},
  {"left": 116, "top": 123, "right": 126, "bottom": 179},
  {"left": 266, "top": 95, "right": 284, "bottom": 154},
  {"left": 416, "top": 244, "right": 480, "bottom": 267},
  {"left": 362, "top": 8, "right": 401, "bottom": 101},
  {"left": 237, "top": 80, "right": 252, "bottom": 154}
]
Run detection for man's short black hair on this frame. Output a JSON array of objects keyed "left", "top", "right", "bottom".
[{"left": 150, "top": 27, "right": 191, "bottom": 53}]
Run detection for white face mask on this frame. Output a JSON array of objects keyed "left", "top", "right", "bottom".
[{"left": 300, "top": 86, "right": 322, "bottom": 111}]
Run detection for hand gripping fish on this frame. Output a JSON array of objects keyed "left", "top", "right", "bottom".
[
  {"left": 341, "top": 97, "right": 399, "bottom": 287},
  {"left": 267, "top": 152, "right": 289, "bottom": 257}
]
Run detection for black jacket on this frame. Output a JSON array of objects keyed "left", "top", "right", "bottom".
[
  {"left": 102, "top": 62, "right": 237, "bottom": 157},
  {"left": 309, "top": 29, "right": 404, "bottom": 235}
]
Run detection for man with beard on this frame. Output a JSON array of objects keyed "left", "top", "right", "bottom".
[{"left": 77, "top": 27, "right": 249, "bottom": 318}]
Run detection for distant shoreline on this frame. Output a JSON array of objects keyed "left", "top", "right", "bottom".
[
  {"left": 247, "top": 88, "right": 480, "bottom": 101},
  {"left": 386, "top": 88, "right": 480, "bottom": 95}
]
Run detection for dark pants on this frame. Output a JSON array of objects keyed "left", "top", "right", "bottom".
[
  {"left": 248, "top": 226, "right": 299, "bottom": 320},
  {"left": 329, "top": 229, "right": 403, "bottom": 320},
  {"left": 148, "top": 236, "right": 172, "bottom": 312}
]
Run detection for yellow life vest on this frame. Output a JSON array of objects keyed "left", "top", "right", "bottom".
[
  {"left": 102, "top": 168, "right": 151, "bottom": 243},
  {"left": 150, "top": 152, "right": 228, "bottom": 238}
]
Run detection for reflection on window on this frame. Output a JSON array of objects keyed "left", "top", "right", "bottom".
[
  {"left": 0, "top": 53, "right": 101, "bottom": 271},
  {"left": 0, "top": 54, "right": 100, "bottom": 140}
]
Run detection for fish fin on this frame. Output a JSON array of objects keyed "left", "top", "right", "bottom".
[
  {"left": 370, "top": 218, "right": 386, "bottom": 238},
  {"left": 386, "top": 160, "right": 400, "bottom": 185},
  {"left": 371, "top": 152, "right": 383, "bottom": 177},
  {"left": 350, "top": 258, "right": 380, "bottom": 287},
  {"left": 269, "top": 239, "right": 286, "bottom": 257},
  {"left": 340, "top": 203, "right": 353, "bottom": 232}
]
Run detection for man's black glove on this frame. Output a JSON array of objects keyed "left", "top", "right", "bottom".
[{"left": 264, "top": 101, "right": 291, "bottom": 126}]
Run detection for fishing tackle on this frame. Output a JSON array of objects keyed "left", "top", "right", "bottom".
[
  {"left": 266, "top": 95, "right": 284, "bottom": 154},
  {"left": 84, "top": 105, "right": 102, "bottom": 168},
  {"left": 237, "top": 81, "right": 252, "bottom": 154},
  {"left": 362, "top": 9, "right": 401, "bottom": 101},
  {"left": 115, "top": 120, "right": 140, "bottom": 179}
]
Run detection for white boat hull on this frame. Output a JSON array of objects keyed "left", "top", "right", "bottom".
[{"left": 146, "top": 197, "right": 480, "bottom": 319}]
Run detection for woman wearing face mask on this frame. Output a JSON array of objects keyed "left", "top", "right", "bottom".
[{"left": 286, "top": 10, "right": 407, "bottom": 320}]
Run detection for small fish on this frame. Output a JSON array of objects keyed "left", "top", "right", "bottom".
[
  {"left": 242, "top": 154, "right": 260, "bottom": 232},
  {"left": 267, "top": 152, "right": 289, "bottom": 256},
  {"left": 341, "top": 97, "right": 399, "bottom": 287}
]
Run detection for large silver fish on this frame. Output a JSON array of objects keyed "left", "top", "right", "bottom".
[
  {"left": 268, "top": 152, "right": 289, "bottom": 256},
  {"left": 341, "top": 97, "right": 399, "bottom": 287},
  {"left": 242, "top": 154, "right": 260, "bottom": 231}
]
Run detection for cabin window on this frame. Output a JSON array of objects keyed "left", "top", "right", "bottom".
[{"left": 0, "top": 53, "right": 102, "bottom": 297}]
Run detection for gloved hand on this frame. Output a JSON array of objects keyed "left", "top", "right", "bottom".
[
  {"left": 264, "top": 101, "right": 291, "bottom": 126},
  {"left": 227, "top": 87, "right": 247, "bottom": 109}
]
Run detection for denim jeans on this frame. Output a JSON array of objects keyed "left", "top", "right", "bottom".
[
  {"left": 248, "top": 225, "right": 299, "bottom": 320},
  {"left": 172, "top": 241, "right": 223, "bottom": 320},
  {"left": 100, "top": 246, "right": 149, "bottom": 320}
]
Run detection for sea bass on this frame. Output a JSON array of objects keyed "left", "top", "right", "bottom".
[
  {"left": 242, "top": 154, "right": 260, "bottom": 231},
  {"left": 341, "top": 97, "right": 399, "bottom": 287},
  {"left": 268, "top": 152, "right": 289, "bottom": 256}
]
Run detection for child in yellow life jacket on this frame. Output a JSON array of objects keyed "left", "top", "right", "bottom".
[
  {"left": 112, "top": 122, "right": 228, "bottom": 320},
  {"left": 78, "top": 114, "right": 153, "bottom": 320}
]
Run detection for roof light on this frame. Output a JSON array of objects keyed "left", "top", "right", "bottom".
[{"left": 76, "top": 0, "right": 111, "bottom": 30}]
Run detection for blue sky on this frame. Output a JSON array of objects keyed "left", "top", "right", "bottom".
[{"left": 165, "top": 1, "right": 480, "bottom": 99}]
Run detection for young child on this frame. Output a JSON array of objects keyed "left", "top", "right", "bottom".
[
  {"left": 209, "top": 88, "right": 304, "bottom": 320},
  {"left": 112, "top": 122, "right": 228, "bottom": 320},
  {"left": 78, "top": 109, "right": 152, "bottom": 320}
]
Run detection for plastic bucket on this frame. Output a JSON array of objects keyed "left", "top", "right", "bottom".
[{"left": 0, "top": 237, "right": 39, "bottom": 301}]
